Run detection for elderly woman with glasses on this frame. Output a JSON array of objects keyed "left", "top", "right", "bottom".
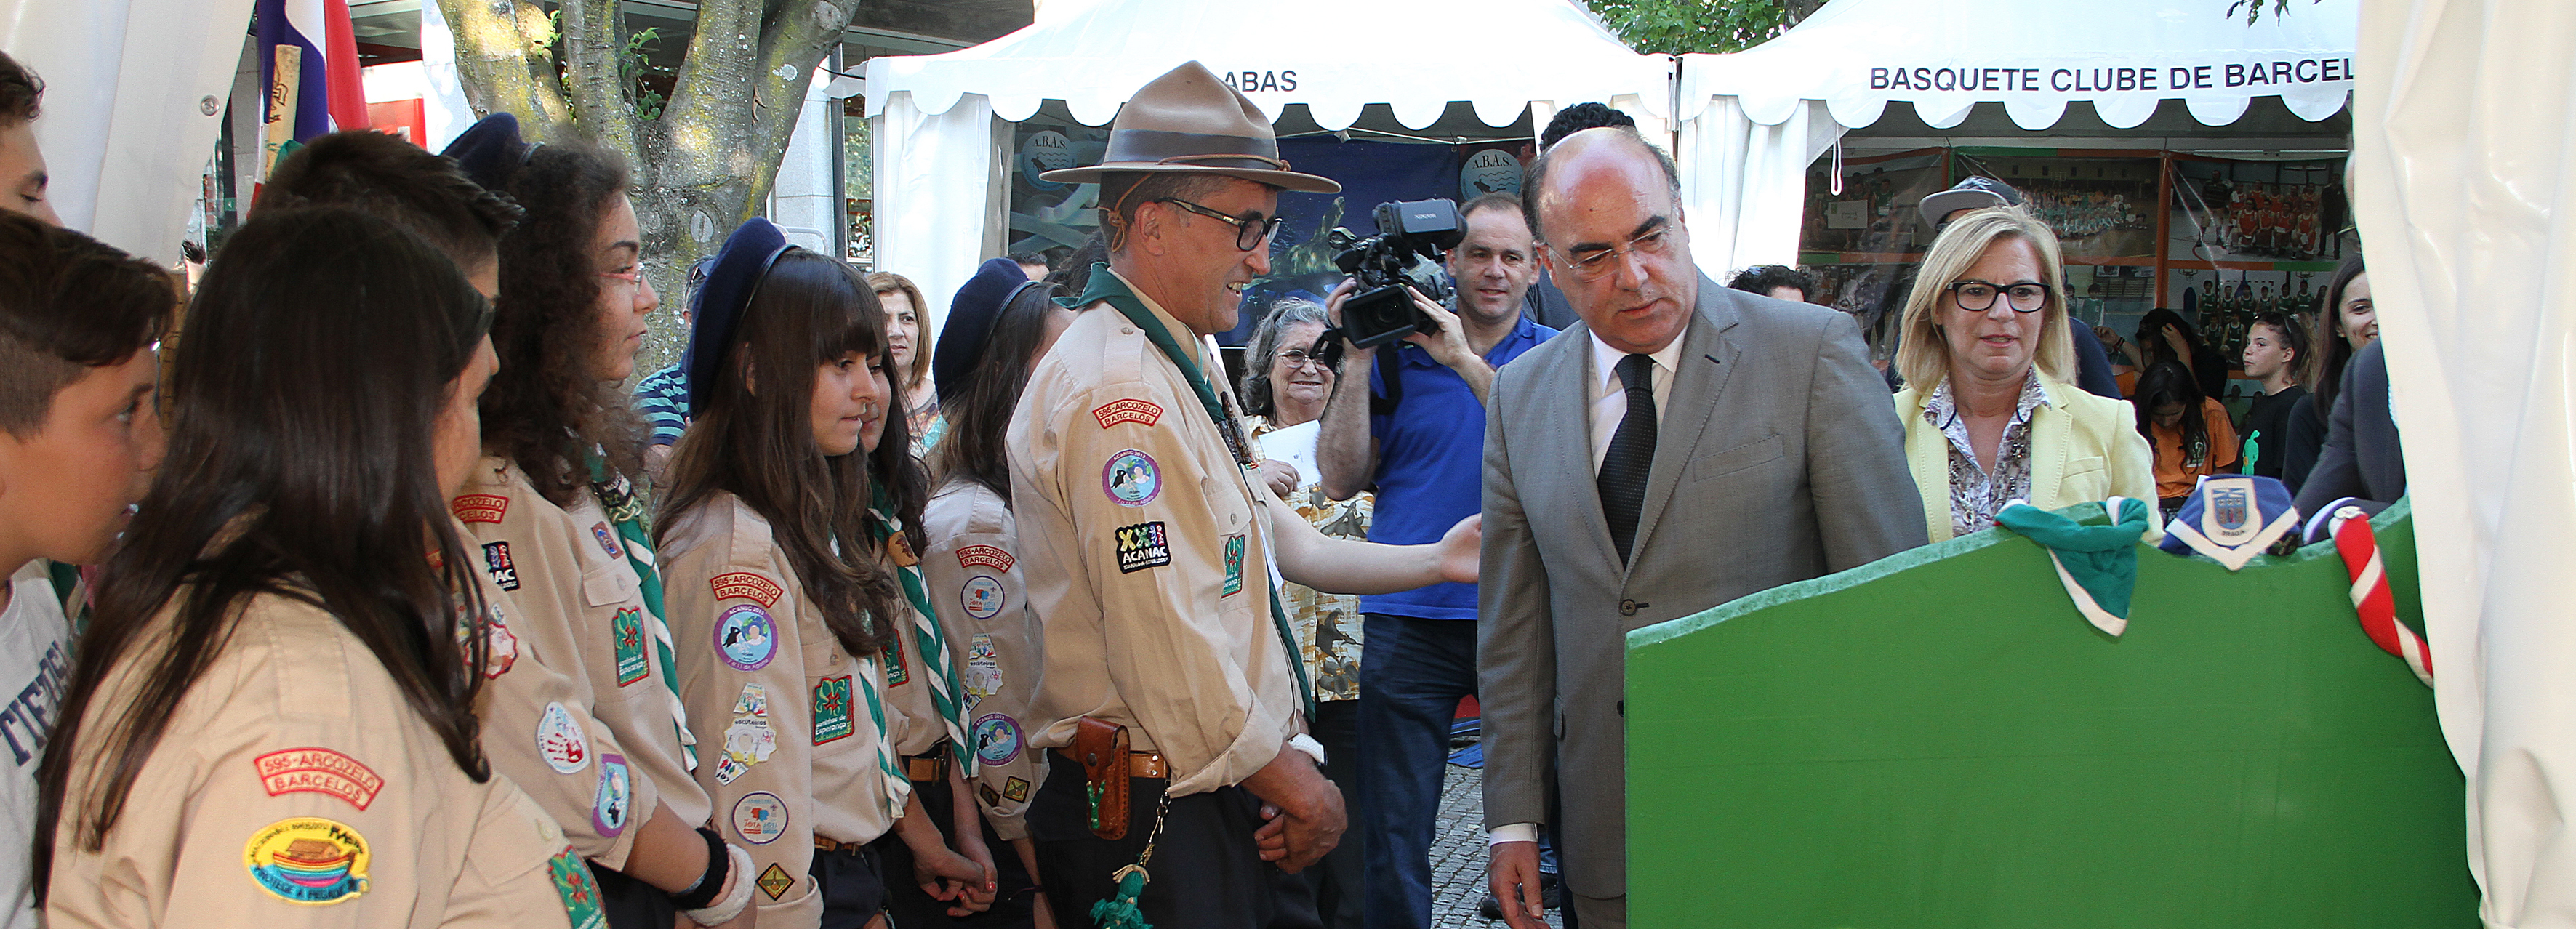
[{"left": 1893, "top": 209, "right": 2155, "bottom": 541}]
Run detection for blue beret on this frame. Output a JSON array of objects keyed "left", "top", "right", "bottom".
[
  {"left": 683, "top": 218, "right": 793, "bottom": 418},
  {"left": 439, "top": 113, "right": 531, "bottom": 194},
  {"left": 934, "top": 258, "right": 1042, "bottom": 409}
]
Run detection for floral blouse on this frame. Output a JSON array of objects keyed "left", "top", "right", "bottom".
[
  {"left": 1248, "top": 417, "right": 1371, "bottom": 703},
  {"left": 1922, "top": 375, "right": 2050, "bottom": 537}
]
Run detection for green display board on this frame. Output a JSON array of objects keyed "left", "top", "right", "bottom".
[{"left": 1626, "top": 502, "right": 2473, "bottom": 927}]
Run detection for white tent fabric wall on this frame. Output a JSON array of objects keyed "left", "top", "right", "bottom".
[
  {"left": 1, "top": 0, "right": 257, "bottom": 263},
  {"left": 2351, "top": 0, "right": 2576, "bottom": 924},
  {"left": 871, "top": 91, "right": 1003, "bottom": 335},
  {"left": 1678, "top": 97, "right": 1842, "bottom": 282}
]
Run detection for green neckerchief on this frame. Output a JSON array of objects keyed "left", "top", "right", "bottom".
[
  {"left": 867, "top": 483, "right": 976, "bottom": 776},
  {"left": 586, "top": 452, "right": 698, "bottom": 770},
  {"left": 1071, "top": 265, "right": 1317, "bottom": 719}
]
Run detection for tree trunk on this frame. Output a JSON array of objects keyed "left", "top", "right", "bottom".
[{"left": 433, "top": 0, "right": 861, "bottom": 373}]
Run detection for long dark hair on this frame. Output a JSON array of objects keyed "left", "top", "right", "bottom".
[
  {"left": 928, "top": 282, "right": 1062, "bottom": 502},
  {"left": 486, "top": 141, "right": 646, "bottom": 503},
  {"left": 2133, "top": 358, "right": 2210, "bottom": 459},
  {"left": 34, "top": 208, "right": 495, "bottom": 898},
  {"left": 2303, "top": 252, "right": 2369, "bottom": 415},
  {"left": 2133, "top": 307, "right": 2226, "bottom": 400},
  {"left": 657, "top": 250, "right": 925, "bottom": 658}
]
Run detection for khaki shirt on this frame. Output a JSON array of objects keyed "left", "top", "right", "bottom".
[
  {"left": 452, "top": 463, "right": 683, "bottom": 866},
  {"left": 662, "top": 493, "right": 904, "bottom": 929},
  {"left": 1005, "top": 274, "right": 1304, "bottom": 797},
  {"left": 46, "top": 588, "right": 593, "bottom": 928},
  {"left": 919, "top": 481, "right": 1049, "bottom": 840}
]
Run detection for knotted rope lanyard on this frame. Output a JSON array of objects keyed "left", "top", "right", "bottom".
[
  {"left": 868, "top": 483, "right": 978, "bottom": 776},
  {"left": 587, "top": 452, "right": 698, "bottom": 769},
  {"left": 2327, "top": 506, "right": 2433, "bottom": 687}
]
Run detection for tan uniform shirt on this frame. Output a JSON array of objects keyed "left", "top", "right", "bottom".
[
  {"left": 919, "top": 481, "right": 1048, "bottom": 840},
  {"left": 662, "top": 493, "right": 904, "bottom": 929},
  {"left": 46, "top": 588, "right": 596, "bottom": 928},
  {"left": 1006, "top": 274, "right": 1304, "bottom": 797},
  {"left": 447, "top": 467, "right": 660, "bottom": 869}
]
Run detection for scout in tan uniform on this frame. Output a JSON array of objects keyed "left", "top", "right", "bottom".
[
  {"left": 658, "top": 220, "right": 987, "bottom": 929},
  {"left": 1006, "top": 63, "right": 1481, "bottom": 927},
  {"left": 34, "top": 209, "right": 607, "bottom": 928},
  {"left": 450, "top": 126, "right": 750, "bottom": 928}
]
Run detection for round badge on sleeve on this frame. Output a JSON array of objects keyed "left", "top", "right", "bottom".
[
  {"left": 1102, "top": 449, "right": 1161, "bottom": 507},
  {"left": 971, "top": 714, "right": 1024, "bottom": 765},
  {"left": 731, "top": 791, "right": 789, "bottom": 845},
  {"left": 961, "top": 576, "right": 1006, "bottom": 620},
  {"left": 715, "top": 604, "right": 778, "bottom": 671}
]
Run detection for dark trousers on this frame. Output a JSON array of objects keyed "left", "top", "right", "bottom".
[
  {"left": 1309, "top": 699, "right": 1365, "bottom": 929},
  {"left": 875, "top": 762, "right": 1042, "bottom": 927},
  {"left": 1357, "top": 613, "right": 1478, "bottom": 929},
  {"left": 1028, "top": 752, "right": 1322, "bottom": 929},
  {"left": 587, "top": 859, "right": 677, "bottom": 929},
  {"left": 811, "top": 843, "right": 889, "bottom": 929}
]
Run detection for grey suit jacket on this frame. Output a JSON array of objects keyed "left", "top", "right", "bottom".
[{"left": 1476, "top": 275, "right": 1927, "bottom": 898}]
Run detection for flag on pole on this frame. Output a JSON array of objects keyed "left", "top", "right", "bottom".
[{"left": 255, "top": 0, "right": 368, "bottom": 176}]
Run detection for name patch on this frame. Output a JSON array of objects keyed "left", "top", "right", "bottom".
[
  {"left": 1115, "top": 521, "right": 1171, "bottom": 574},
  {"left": 955, "top": 544, "right": 1015, "bottom": 571},
  {"left": 252, "top": 748, "right": 385, "bottom": 811},
  {"left": 710, "top": 571, "right": 783, "bottom": 608},
  {"left": 452, "top": 494, "right": 508, "bottom": 524},
  {"left": 1091, "top": 398, "right": 1164, "bottom": 429}
]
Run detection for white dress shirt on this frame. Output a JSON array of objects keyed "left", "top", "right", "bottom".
[{"left": 1493, "top": 321, "right": 1693, "bottom": 849}]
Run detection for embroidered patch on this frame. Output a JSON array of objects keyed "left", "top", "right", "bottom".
[
  {"left": 481, "top": 607, "right": 518, "bottom": 678},
  {"left": 452, "top": 494, "right": 508, "bottom": 524},
  {"left": 961, "top": 575, "right": 1006, "bottom": 621},
  {"left": 1102, "top": 449, "right": 1162, "bottom": 507},
  {"left": 1091, "top": 398, "right": 1164, "bottom": 429},
  {"left": 252, "top": 749, "right": 384, "bottom": 811},
  {"left": 481, "top": 542, "right": 519, "bottom": 590},
  {"left": 755, "top": 862, "right": 793, "bottom": 901},
  {"left": 1222, "top": 534, "right": 1245, "bottom": 597},
  {"left": 611, "top": 607, "right": 648, "bottom": 686},
  {"left": 714, "top": 604, "right": 777, "bottom": 671},
  {"left": 718, "top": 683, "right": 777, "bottom": 785},
  {"left": 244, "top": 817, "right": 369, "bottom": 905},
  {"left": 710, "top": 571, "right": 783, "bottom": 608},
  {"left": 955, "top": 544, "right": 1015, "bottom": 571},
  {"left": 548, "top": 848, "right": 607, "bottom": 929},
  {"left": 971, "top": 714, "right": 1024, "bottom": 765},
  {"left": 536, "top": 701, "right": 590, "bottom": 774},
  {"left": 979, "top": 784, "right": 1000, "bottom": 807},
  {"left": 964, "top": 633, "right": 1001, "bottom": 707},
  {"left": 592, "top": 754, "right": 630, "bottom": 837},
  {"left": 1115, "top": 521, "right": 1171, "bottom": 573},
  {"left": 812, "top": 675, "right": 853, "bottom": 745},
  {"left": 1003, "top": 776, "right": 1031, "bottom": 803},
  {"left": 883, "top": 615, "right": 910, "bottom": 687},
  {"left": 887, "top": 531, "right": 920, "bottom": 568},
  {"left": 731, "top": 792, "right": 788, "bottom": 845}
]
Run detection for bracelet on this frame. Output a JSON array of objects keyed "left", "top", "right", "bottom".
[
  {"left": 667, "top": 827, "right": 729, "bottom": 910},
  {"left": 684, "top": 845, "right": 758, "bottom": 926}
]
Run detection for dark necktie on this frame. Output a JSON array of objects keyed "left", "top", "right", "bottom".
[{"left": 1598, "top": 353, "right": 1658, "bottom": 565}]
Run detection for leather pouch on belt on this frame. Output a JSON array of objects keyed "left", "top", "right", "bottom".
[{"left": 1074, "top": 716, "right": 1130, "bottom": 841}]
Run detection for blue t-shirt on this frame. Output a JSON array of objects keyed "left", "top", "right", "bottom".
[
  {"left": 1361, "top": 313, "right": 1556, "bottom": 620},
  {"left": 634, "top": 363, "right": 689, "bottom": 447}
]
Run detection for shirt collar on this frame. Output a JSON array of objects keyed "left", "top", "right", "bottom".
[
  {"left": 1586, "top": 318, "right": 1693, "bottom": 393},
  {"left": 1925, "top": 374, "right": 2054, "bottom": 429}
]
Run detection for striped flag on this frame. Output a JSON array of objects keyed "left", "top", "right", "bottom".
[{"left": 254, "top": 0, "right": 368, "bottom": 174}]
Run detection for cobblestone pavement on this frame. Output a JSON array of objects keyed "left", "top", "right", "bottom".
[{"left": 1429, "top": 763, "right": 1565, "bottom": 928}]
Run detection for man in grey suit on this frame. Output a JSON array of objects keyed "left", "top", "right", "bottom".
[{"left": 1477, "top": 127, "right": 1929, "bottom": 928}]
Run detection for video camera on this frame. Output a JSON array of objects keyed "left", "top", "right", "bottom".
[{"left": 1326, "top": 198, "right": 1465, "bottom": 349}]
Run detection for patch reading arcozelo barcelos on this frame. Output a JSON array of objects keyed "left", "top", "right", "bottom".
[{"left": 243, "top": 817, "right": 370, "bottom": 904}]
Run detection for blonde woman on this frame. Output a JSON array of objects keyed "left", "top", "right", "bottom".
[{"left": 1893, "top": 209, "right": 2155, "bottom": 541}]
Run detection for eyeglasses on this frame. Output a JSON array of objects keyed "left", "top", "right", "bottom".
[
  {"left": 600, "top": 269, "right": 644, "bottom": 287},
  {"left": 1277, "top": 347, "right": 1325, "bottom": 370},
  {"left": 1946, "top": 279, "right": 2051, "bottom": 313},
  {"left": 1554, "top": 226, "right": 1675, "bottom": 281},
  {"left": 1159, "top": 198, "right": 1284, "bottom": 251}
]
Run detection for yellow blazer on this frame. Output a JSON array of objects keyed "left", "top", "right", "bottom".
[{"left": 1895, "top": 376, "right": 2159, "bottom": 542}]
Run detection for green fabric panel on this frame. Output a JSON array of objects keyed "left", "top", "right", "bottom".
[{"left": 1625, "top": 499, "right": 2471, "bottom": 927}]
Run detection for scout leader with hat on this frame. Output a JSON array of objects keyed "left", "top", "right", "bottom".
[
  {"left": 1004, "top": 60, "right": 1481, "bottom": 927},
  {"left": 442, "top": 118, "right": 760, "bottom": 929},
  {"left": 657, "top": 219, "right": 992, "bottom": 929}
]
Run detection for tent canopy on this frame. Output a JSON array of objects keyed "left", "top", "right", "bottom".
[
  {"left": 1680, "top": 0, "right": 2356, "bottom": 132},
  {"left": 862, "top": 0, "right": 1670, "bottom": 131}
]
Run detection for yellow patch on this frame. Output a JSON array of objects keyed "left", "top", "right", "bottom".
[{"left": 243, "top": 817, "right": 370, "bottom": 905}]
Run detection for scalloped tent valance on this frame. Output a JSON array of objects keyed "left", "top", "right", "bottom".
[
  {"left": 862, "top": 0, "right": 1671, "bottom": 131},
  {"left": 1679, "top": 0, "right": 2356, "bottom": 131}
]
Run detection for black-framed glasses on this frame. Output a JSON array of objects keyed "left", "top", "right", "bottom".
[
  {"left": 1946, "top": 279, "right": 2051, "bottom": 313},
  {"left": 1159, "top": 198, "right": 1284, "bottom": 251},
  {"left": 1555, "top": 227, "right": 1674, "bottom": 281}
]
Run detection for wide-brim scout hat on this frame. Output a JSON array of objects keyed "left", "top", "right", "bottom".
[
  {"left": 683, "top": 217, "right": 793, "bottom": 418},
  {"left": 1039, "top": 61, "right": 1339, "bottom": 194}
]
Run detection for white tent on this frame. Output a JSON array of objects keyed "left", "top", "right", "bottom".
[
  {"left": 1673, "top": 0, "right": 2357, "bottom": 276},
  {"left": 861, "top": 0, "right": 1670, "bottom": 331}
]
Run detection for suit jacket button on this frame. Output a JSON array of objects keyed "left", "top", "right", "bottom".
[{"left": 1619, "top": 599, "right": 1638, "bottom": 616}]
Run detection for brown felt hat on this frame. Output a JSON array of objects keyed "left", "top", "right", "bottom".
[{"left": 1040, "top": 61, "right": 1341, "bottom": 193}]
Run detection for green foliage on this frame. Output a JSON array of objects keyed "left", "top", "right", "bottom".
[
  {"left": 622, "top": 27, "right": 668, "bottom": 121},
  {"left": 2228, "top": 0, "right": 2319, "bottom": 24},
  {"left": 1585, "top": 0, "right": 1799, "bottom": 55}
]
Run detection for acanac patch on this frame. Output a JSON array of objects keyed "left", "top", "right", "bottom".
[
  {"left": 252, "top": 748, "right": 384, "bottom": 811},
  {"left": 1092, "top": 398, "right": 1164, "bottom": 429},
  {"left": 481, "top": 542, "right": 519, "bottom": 590},
  {"left": 244, "top": 817, "right": 369, "bottom": 905},
  {"left": 1115, "top": 521, "right": 1171, "bottom": 574},
  {"left": 710, "top": 571, "right": 783, "bottom": 608},
  {"left": 955, "top": 544, "right": 1015, "bottom": 571},
  {"left": 452, "top": 494, "right": 508, "bottom": 524}
]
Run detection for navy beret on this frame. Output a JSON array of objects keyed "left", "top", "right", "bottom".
[
  {"left": 439, "top": 113, "right": 531, "bottom": 194},
  {"left": 683, "top": 218, "right": 793, "bottom": 418},
  {"left": 934, "top": 258, "right": 1042, "bottom": 409}
]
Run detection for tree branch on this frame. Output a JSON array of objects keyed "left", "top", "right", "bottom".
[
  {"left": 558, "top": 0, "right": 641, "bottom": 164},
  {"left": 433, "top": 0, "right": 571, "bottom": 136}
]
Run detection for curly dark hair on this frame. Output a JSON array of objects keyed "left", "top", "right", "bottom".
[
  {"left": 0, "top": 52, "right": 38, "bottom": 127},
  {"left": 1728, "top": 265, "right": 1816, "bottom": 302},
  {"left": 486, "top": 141, "right": 647, "bottom": 504}
]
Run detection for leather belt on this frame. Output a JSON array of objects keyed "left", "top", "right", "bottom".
[
  {"left": 904, "top": 754, "right": 947, "bottom": 783},
  {"left": 1054, "top": 747, "right": 1168, "bottom": 779},
  {"left": 814, "top": 835, "right": 867, "bottom": 853}
]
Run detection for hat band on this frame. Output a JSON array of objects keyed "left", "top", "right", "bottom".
[{"left": 1103, "top": 129, "right": 1285, "bottom": 170}]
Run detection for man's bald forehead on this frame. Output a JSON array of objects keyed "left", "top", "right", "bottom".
[{"left": 1522, "top": 125, "right": 1682, "bottom": 242}]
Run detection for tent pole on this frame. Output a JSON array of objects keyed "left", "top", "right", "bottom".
[{"left": 2154, "top": 150, "right": 2174, "bottom": 310}]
